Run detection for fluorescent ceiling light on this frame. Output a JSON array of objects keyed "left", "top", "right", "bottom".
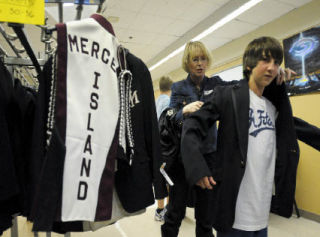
[
  {"left": 192, "top": 0, "right": 263, "bottom": 41},
  {"left": 149, "top": 0, "right": 263, "bottom": 71}
]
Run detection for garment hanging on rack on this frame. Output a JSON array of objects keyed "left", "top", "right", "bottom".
[
  {"left": 56, "top": 14, "right": 120, "bottom": 223},
  {"left": 1, "top": 24, "right": 47, "bottom": 218},
  {"left": 0, "top": 59, "right": 38, "bottom": 234},
  {"left": 0, "top": 60, "right": 19, "bottom": 201},
  {"left": 31, "top": 13, "right": 120, "bottom": 228},
  {"left": 54, "top": 47, "right": 166, "bottom": 232},
  {"left": 0, "top": 60, "right": 20, "bottom": 235},
  {"left": 31, "top": 14, "right": 160, "bottom": 231},
  {"left": 12, "top": 79, "right": 37, "bottom": 217},
  {"left": 1, "top": 22, "right": 48, "bottom": 91},
  {"left": 114, "top": 50, "right": 167, "bottom": 212}
]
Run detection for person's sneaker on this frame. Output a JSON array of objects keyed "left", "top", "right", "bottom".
[
  {"left": 164, "top": 204, "right": 168, "bottom": 213},
  {"left": 154, "top": 208, "right": 166, "bottom": 221}
]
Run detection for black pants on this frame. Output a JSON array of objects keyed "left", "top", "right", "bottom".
[
  {"left": 217, "top": 228, "right": 268, "bottom": 237},
  {"left": 161, "top": 162, "right": 214, "bottom": 237}
]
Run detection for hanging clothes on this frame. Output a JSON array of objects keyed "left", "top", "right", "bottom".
[
  {"left": 55, "top": 14, "right": 120, "bottom": 223},
  {"left": 0, "top": 61, "right": 37, "bottom": 234},
  {"left": 0, "top": 61, "right": 19, "bottom": 203},
  {"left": 31, "top": 14, "right": 164, "bottom": 233},
  {"left": 11, "top": 79, "right": 37, "bottom": 217},
  {"left": 114, "top": 51, "right": 167, "bottom": 213},
  {"left": 0, "top": 60, "right": 20, "bottom": 235}
]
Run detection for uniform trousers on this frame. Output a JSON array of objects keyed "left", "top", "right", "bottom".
[{"left": 161, "top": 161, "right": 214, "bottom": 237}]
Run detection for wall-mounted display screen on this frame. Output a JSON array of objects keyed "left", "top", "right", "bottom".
[{"left": 283, "top": 26, "right": 320, "bottom": 96}]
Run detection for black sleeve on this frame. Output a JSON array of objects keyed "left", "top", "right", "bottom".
[
  {"left": 215, "top": 75, "right": 240, "bottom": 86},
  {"left": 140, "top": 60, "right": 168, "bottom": 199},
  {"left": 181, "top": 88, "right": 222, "bottom": 186},
  {"left": 294, "top": 116, "right": 320, "bottom": 151}
]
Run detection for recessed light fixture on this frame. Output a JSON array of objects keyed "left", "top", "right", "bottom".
[{"left": 149, "top": 0, "right": 263, "bottom": 71}]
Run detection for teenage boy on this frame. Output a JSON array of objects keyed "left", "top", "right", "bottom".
[
  {"left": 181, "top": 36, "right": 303, "bottom": 237},
  {"left": 156, "top": 76, "right": 173, "bottom": 120},
  {"left": 155, "top": 75, "right": 173, "bottom": 221}
]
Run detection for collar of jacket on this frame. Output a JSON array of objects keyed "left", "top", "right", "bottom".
[
  {"left": 231, "top": 78, "right": 292, "bottom": 166},
  {"left": 186, "top": 74, "right": 209, "bottom": 93},
  {"left": 90, "top": 13, "right": 116, "bottom": 36},
  {"left": 231, "top": 79, "right": 249, "bottom": 165}
]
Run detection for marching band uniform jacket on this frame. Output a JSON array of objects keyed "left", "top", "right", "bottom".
[
  {"left": 31, "top": 14, "right": 163, "bottom": 232},
  {"left": 115, "top": 51, "right": 167, "bottom": 211},
  {"left": 181, "top": 79, "right": 302, "bottom": 231}
]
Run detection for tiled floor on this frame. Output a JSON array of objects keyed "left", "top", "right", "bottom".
[{"left": 3, "top": 205, "right": 320, "bottom": 237}]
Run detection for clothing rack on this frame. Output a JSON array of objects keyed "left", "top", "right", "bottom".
[
  {"left": 9, "top": 23, "right": 42, "bottom": 75},
  {"left": 3, "top": 2, "right": 106, "bottom": 236},
  {"left": 36, "top": 18, "right": 56, "bottom": 57},
  {"left": 9, "top": 217, "right": 71, "bottom": 237},
  {"left": 13, "top": 66, "right": 35, "bottom": 89},
  {"left": 0, "top": 22, "right": 56, "bottom": 88},
  {"left": 44, "top": 0, "right": 103, "bottom": 23},
  {"left": 75, "top": 0, "right": 84, "bottom": 20},
  {"left": 2, "top": 56, "right": 47, "bottom": 67},
  {"left": 0, "top": 24, "right": 25, "bottom": 57},
  {"left": 0, "top": 42, "right": 8, "bottom": 56},
  {"left": 0, "top": 26, "right": 37, "bottom": 87},
  {"left": 40, "top": 0, "right": 104, "bottom": 33}
]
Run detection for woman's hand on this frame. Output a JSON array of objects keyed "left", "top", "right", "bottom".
[
  {"left": 182, "top": 101, "right": 204, "bottom": 115},
  {"left": 276, "top": 67, "right": 297, "bottom": 85},
  {"left": 196, "top": 176, "right": 216, "bottom": 189}
]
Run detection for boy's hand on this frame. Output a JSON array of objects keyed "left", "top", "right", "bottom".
[
  {"left": 276, "top": 67, "right": 297, "bottom": 85},
  {"left": 182, "top": 101, "right": 204, "bottom": 115},
  {"left": 196, "top": 176, "right": 216, "bottom": 189}
]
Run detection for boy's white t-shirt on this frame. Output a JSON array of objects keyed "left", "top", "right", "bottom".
[{"left": 233, "top": 89, "right": 277, "bottom": 231}]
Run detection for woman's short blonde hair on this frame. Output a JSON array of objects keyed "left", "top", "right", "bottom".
[{"left": 182, "top": 41, "right": 212, "bottom": 73}]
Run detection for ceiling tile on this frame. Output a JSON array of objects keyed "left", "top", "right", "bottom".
[
  {"left": 201, "top": 36, "right": 231, "bottom": 51},
  {"left": 236, "top": 0, "right": 295, "bottom": 26},
  {"left": 116, "top": 28, "right": 157, "bottom": 45},
  {"left": 151, "top": 52, "right": 184, "bottom": 79},
  {"left": 187, "top": 0, "right": 223, "bottom": 23},
  {"left": 141, "top": 0, "right": 194, "bottom": 18},
  {"left": 161, "top": 19, "right": 194, "bottom": 37},
  {"left": 131, "top": 31, "right": 158, "bottom": 45},
  {"left": 137, "top": 45, "right": 164, "bottom": 62},
  {"left": 107, "top": 0, "right": 148, "bottom": 12},
  {"left": 45, "top": 5, "right": 98, "bottom": 23},
  {"left": 178, "top": 1, "right": 220, "bottom": 22},
  {"left": 276, "top": 0, "right": 313, "bottom": 8},
  {"left": 129, "top": 13, "right": 176, "bottom": 33},
  {"left": 149, "top": 33, "right": 180, "bottom": 47},
  {"left": 106, "top": 8, "right": 138, "bottom": 30},
  {"left": 122, "top": 42, "right": 148, "bottom": 59},
  {"left": 209, "top": 19, "right": 259, "bottom": 39},
  {"left": 140, "top": 0, "right": 177, "bottom": 16}
]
